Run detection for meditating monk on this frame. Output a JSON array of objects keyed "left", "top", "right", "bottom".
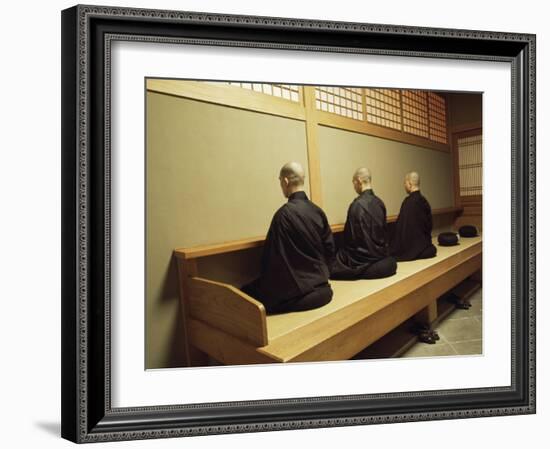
[
  {"left": 241, "top": 162, "right": 335, "bottom": 314},
  {"left": 390, "top": 171, "right": 437, "bottom": 261},
  {"left": 330, "top": 168, "right": 397, "bottom": 280}
]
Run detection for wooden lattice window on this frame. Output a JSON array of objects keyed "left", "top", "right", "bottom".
[
  {"left": 401, "top": 90, "right": 430, "bottom": 139},
  {"left": 457, "top": 134, "right": 482, "bottom": 196},
  {"left": 364, "top": 88, "right": 402, "bottom": 130},
  {"left": 428, "top": 92, "right": 448, "bottom": 144},
  {"left": 315, "top": 86, "right": 363, "bottom": 120},
  {"left": 205, "top": 81, "right": 450, "bottom": 147}
]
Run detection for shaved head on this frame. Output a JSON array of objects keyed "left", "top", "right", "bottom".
[
  {"left": 406, "top": 171, "right": 420, "bottom": 187},
  {"left": 353, "top": 167, "right": 372, "bottom": 184},
  {"left": 280, "top": 161, "right": 305, "bottom": 187},
  {"left": 352, "top": 167, "right": 372, "bottom": 194},
  {"left": 279, "top": 161, "right": 306, "bottom": 198},
  {"left": 404, "top": 171, "right": 420, "bottom": 194}
]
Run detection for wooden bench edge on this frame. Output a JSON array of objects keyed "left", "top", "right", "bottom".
[
  {"left": 187, "top": 277, "right": 269, "bottom": 346},
  {"left": 262, "top": 244, "right": 482, "bottom": 362},
  {"left": 189, "top": 319, "right": 283, "bottom": 365}
]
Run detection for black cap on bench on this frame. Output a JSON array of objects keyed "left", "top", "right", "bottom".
[
  {"left": 459, "top": 225, "right": 478, "bottom": 238},
  {"left": 438, "top": 232, "right": 459, "bottom": 246}
]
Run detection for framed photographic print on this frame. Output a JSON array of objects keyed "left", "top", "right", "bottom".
[{"left": 61, "top": 4, "right": 536, "bottom": 443}]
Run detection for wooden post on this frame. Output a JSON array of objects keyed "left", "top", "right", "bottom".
[
  {"left": 415, "top": 300, "right": 438, "bottom": 327},
  {"left": 302, "top": 86, "right": 323, "bottom": 206}
]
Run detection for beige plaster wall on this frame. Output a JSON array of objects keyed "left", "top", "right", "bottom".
[{"left": 318, "top": 125, "right": 454, "bottom": 225}]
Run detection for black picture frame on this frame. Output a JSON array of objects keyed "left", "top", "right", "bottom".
[{"left": 61, "top": 4, "right": 536, "bottom": 443}]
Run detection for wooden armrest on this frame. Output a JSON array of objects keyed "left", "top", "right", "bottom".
[{"left": 187, "top": 277, "right": 268, "bottom": 346}]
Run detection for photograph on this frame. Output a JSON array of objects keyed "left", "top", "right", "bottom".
[
  {"left": 1, "top": 0, "right": 545, "bottom": 447},
  {"left": 55, "top": 2, "right": 536, "bottom": 444},
  {"left": 145, "top": 79, "right": 483, "bottom": 369}
]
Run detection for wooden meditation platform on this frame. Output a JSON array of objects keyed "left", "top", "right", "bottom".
[{"left": 174, "top": 235, "right": 482, "bottom": 366}]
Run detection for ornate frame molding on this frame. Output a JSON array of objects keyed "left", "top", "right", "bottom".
[{"left": 61, "top": 4, "right": 536, "bottom": 443}]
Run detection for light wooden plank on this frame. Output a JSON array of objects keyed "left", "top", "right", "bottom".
[
  {"left": 262, "top": 246, "right": 481, "bottom": 362},
  {"left": 174, "top": 235, "right": 266, "bottom": 260},
  {"left": 147, "top": 78, "right": 306, "bottom": 121},
  {"left": 189, "top": 319, "right": 281, "bottom": 365},
  {"left": 265, "top": 237, "right": 481, "bottom": 341},
  {"left": 187, "top": 277, "right": 268, "bottom": 346},
  {"left": 317, "top": 111, "right": 450, "bottom": 153}
]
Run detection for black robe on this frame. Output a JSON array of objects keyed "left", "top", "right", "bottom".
[
  {"left": 243, "top": 191, "right": 335, "bottom": 313},
  {"left": 390, "top": 190, "right": 437, "bottom": 261},
  {"left": 330, "top": 189, "right": 392, "bottom": 279}
]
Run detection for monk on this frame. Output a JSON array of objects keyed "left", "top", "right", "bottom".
[
  {"left": 241, "top": 162, "right": 335, "bottom": 314},
  {"left": 330, "top": 168, "right": 397, "bottom": 280},
  {"left": 390, "top": 171, "right": 437, "bottom": 261}
]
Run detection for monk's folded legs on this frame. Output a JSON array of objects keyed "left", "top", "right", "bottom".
[
  {"left": 360, "top": 256, "right": 397, "bottom": 279},
  {"left": 417, "top": 244, "right": 437, "bottom": 259},
  {"left": 330, "top": 255, "right": 398, "bottom": 280},
  {"left": 396, "top": 243, "right": 437, "bottom": 261},
  {"left": 273, "top": 283, "right": 333, "bottom": 314},
  {"left": 241, "top": 280, "right": 333, "bottom": 315}
]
